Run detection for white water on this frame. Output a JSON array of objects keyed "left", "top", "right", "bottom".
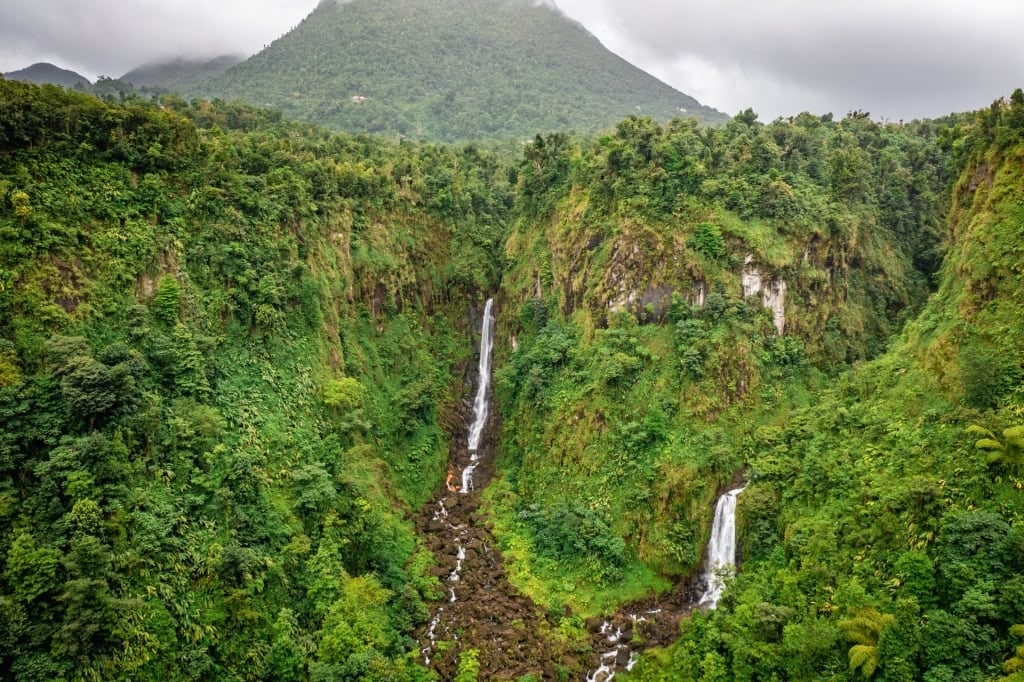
[
  {"left": 585, "top": 616, "right": 648, "bottom": 681},
  {"left": 422, "top": 299, "right": 496, "bottom": 666},
  {"left": 423, "top": 502, "right": 467, "bottom": 662},
  {"left": 698, "top": 487, "right": 745, "bottom": 608},
  {"left": 461, "top": 298, "right": 495, "bottom": 493}
]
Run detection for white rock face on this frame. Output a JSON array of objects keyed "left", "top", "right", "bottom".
[
  {"left": 689, "top": 280, "right": 707, "bottom": 308},
  {"left": 741, "top": 255, "right": 786, "bottom": 334},
  {"left": 741, "top": 255, "right": 763, "bottom": 299},
  {"left": 762, "top": 279, "right": 787, "bottom": 335}
]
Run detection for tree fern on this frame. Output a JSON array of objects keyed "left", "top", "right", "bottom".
[
  {"left": 969, "top": 424, "right": 1024, "bottom": 470},
  {"left": 839, "top": 608, "right": 894, "bottom": 679}
]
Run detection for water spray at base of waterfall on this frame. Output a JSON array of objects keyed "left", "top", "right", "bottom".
[{"left": 583, "top": 486, "right": 744, "bottom": 680}]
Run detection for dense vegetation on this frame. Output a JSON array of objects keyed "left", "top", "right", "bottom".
[
  {"left": 2, "top": 73, "right": 1024, "bottom": 681},
  {"left": 490, "top": 99, "right": 1024, "bottom": 680},
  {"left": 196, "top": 0, "right": 726, "bottom": 142},
  {"left": 0, "top": 78, "right": 508, "bottom": 680},
  {"left": 492, "top": 109, "right": 957, "bottom": 605}
]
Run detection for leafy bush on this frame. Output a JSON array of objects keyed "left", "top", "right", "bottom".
[{"left": 518, "top": 502, "right": 626, "bottom": 583}]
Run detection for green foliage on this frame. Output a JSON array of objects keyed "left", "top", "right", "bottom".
[
  {"left": 518, "top": 502, "right": 626, "bottom": 583},
  {"left": 0, "top": 80, "right": 508, "bottom": 679},
  {"left": 323, "top": 376, "right": 366, "bottom": 412},
  {"left": 454, "top": 648, "right": 480, "bottom": 682},
  {"left": 840, "top": 608, "right": 894, "bottom": 678},
  {"left": 689, "top": 222, "right": 726, "bottom": 259},
  {"left": 151, "top": 275, "right": 181, "bottom": 325},
  {"left": 969, "top": 424, "right": 1024, "bottom": 471}
]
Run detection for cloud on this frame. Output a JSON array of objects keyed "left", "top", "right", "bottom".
[
  {"left": 0, "top": 0, "right": 319, "bottom": 79},
  {"left": 551, "top": 0, "right": 1024, "bottom": 119},
  {"left": 1, "top": 0, "right": 1019, "bottom": 120}
]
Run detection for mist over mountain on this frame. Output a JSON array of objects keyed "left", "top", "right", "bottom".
[
  {"left": 120, "top": 56, "right": 243, "bottom": 94},
  {"left": 196, "top": 0, "right": 727, "bottom": 141}
]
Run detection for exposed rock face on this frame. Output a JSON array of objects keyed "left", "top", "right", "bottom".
[
  {"left": 741, "top": 255, "right": 787, "bottom": 334},
  {"left": 688, "top": 279, "right": 707, "bottom": 309},
  {"left": 762, "top": 279, "right": 787, "bottom": 335},
  {"left": 741, "top": 255, "right": 764, "bottom": 299}
]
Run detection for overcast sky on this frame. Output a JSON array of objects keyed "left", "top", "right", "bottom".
[{"left": 1, "top": 0, "right": 1021, "bottom": 121}]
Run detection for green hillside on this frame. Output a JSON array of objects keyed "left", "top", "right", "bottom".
[
  {"left": 490, "top": 110, "right": 957, "bottom": 610},
  {"left": 2, "top": 77, "right": 1024, "bottom": 681},
  {"left": 621, "top": 95, "right": 1024, "bottom": 682},
  {"left": 196, "top": 0, "right": 727, "bottom": 142},
  {"left": 3, "top": 63, "right": 91, "bottom": 88},
  {"left": 491, "top": 103, "right": 1024, "bottom": 680}
]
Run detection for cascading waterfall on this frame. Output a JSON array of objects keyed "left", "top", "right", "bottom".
[
  {"left": 583, "top": 488, "right": 744, "bottom": 680},
  {"left": 698, "top": 486, "right": 745, "bottom": 609},
  {"left": 461, "top": 298, "right": 495, "bottom": 493},
  {"left": 421, "top": 298, "right": 495, "bottom": 666}
]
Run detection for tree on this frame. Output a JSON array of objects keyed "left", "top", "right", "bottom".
[
  {"left": 263, "top": 609, "right": 306, "bottom": 682},
  {"left": 968, "top": 424, "right": 1024, "bottom": 472},
  {"left": 1004, "top": 625, "right": 1024, "bottom": 680},
  {"left": 47, "top": 337, "right": 142, "bottom": 428},
  {"left": 839, "top": 608, "right": 894, "bottom": 679}
]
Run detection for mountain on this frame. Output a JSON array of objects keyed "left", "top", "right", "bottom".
[
  {"left": 3, "top": 62, "right": 90, "bottom": 88},
  {"left": 120, "top": 55, "right": 243, "bottom": 93},
  {"left": 196, "top": 0, "right": 727, "bottom": 141}
]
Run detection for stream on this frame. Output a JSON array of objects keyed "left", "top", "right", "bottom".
[{"left": 417, "top": 299, "right": 747, "bottom": 679}]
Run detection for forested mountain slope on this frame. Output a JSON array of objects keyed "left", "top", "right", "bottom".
[
  {"left": 196, "top": 0, "right": 727, "bottom": 142},
  {"left": 488, "top": 101, "right": 1024, "bottom": 680},
  {"left": 490, "top": 109, "right": 958, "bottom": 610},
  {"left": 3, "top": 63, "right": 91, "bottom": 89},
  {"left": 620, "top": 92, "right": 1024, "bottom": 682},
  {"left": 0, "top": 79, "right": 507, "bottom": 680}
]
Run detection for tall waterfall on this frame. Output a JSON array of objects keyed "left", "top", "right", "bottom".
[
  {"left": 698, "top": 487, "right": 745, "bottom": 609},
  {"left": 461, "top": 298, "right": 495, "bottom": 493}
]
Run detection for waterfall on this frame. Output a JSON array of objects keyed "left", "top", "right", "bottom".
[
  {"left": 421, "top": 299, "right": 495, "bottom": 667},
  {"left": 461, "top": 298, "right": 495, "bottom": 493},
  {"left": 698, "top": 487, "right": 745, "bottom": 609}
]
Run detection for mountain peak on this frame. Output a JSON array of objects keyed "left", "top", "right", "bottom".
[
  {"left": 198, "top": 0, "right": 726, "bottom": 141},
  {"left": 3, "top": 62, "right": 91, "bottom": 88}
]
